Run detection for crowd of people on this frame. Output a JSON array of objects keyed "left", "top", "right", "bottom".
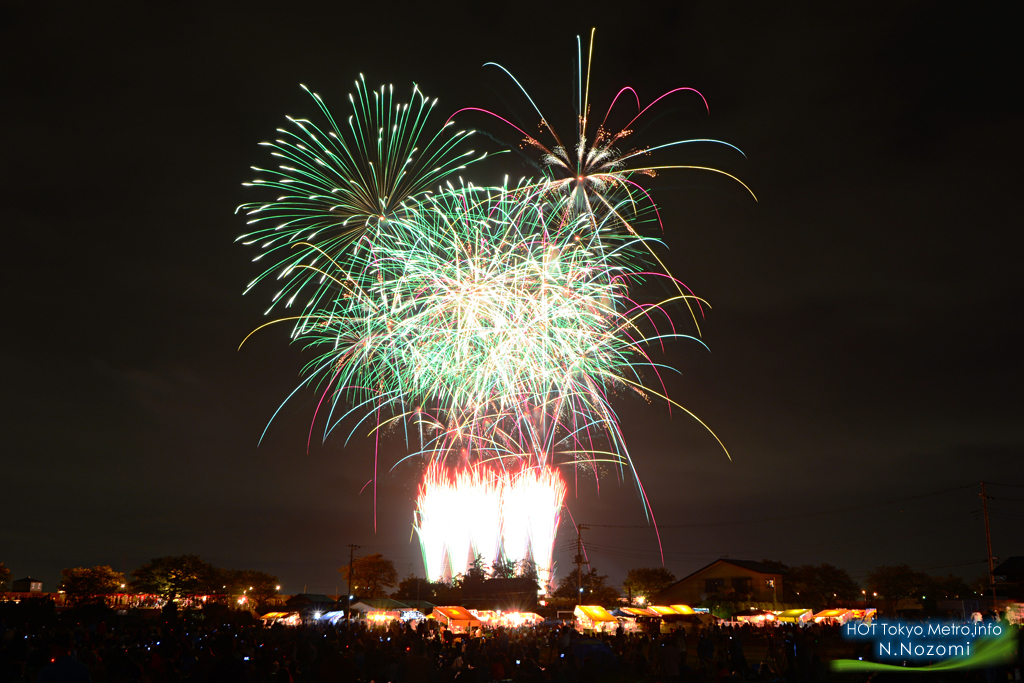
[{"left": 0, "top": 610, "right": 1018, "bottom": 683}]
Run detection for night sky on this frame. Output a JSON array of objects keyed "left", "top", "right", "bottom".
[{"left": 5, "top": 1, "right": 1022, "bottom": 596}]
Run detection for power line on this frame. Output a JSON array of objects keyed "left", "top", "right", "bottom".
[{"left": 583, "top": 484, "right": 973, "bottom": 530}]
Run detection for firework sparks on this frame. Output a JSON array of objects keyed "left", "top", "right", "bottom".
[
  {"left": 269, "top": 182, "right": 710, "bottom": 476},
  {"left": 415, "top": 462, "right": 567, "bottom": 582},
  {"left": 240, "top": 39, "right": 748, "bottom": 581},
  {"left": 236, "top": 78, "right": 484, "bottom": 333},
  {"left": 450, "top": 29, "right": 755, "bottom": 227}
]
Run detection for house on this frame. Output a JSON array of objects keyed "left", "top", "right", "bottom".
[
  {"left": 284, "top": 593, "right": 338, "bottom": 617},
  {"left": 652, "top": 559, "right": 785, "bottom": 605},
  {"left": 11, "top": 577, "right": 42, "bottom": 593},
  {"left": 992, "top": 557, "right": 1024, "bottom": 600}
]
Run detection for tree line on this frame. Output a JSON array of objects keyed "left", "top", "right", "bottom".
[
  {"left": 342, "top": 554, "right": 987, "bottom": 614},
  {"left": 3, "top": 555, "right": 987, "bottom": 614},
  {"left": 345, "top": 553, "right": 543, "bottom": 603},
  {"left": 0, "top": 556, "right": 280, "bottom": 610}
]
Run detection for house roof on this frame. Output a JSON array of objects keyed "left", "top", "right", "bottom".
[
  {"left": 650, "top": 559, "right": 785, "bottom": 603},
  {"left": 993, "top": 556, "right": 1024, "bottom": 577},
  {"left": 400, "top": 599, "right": 436, "bottom": 612},
  {"left": 352, "top": 597, "right": 410, "bottom": 611},
  {"left": 285, "top": 593, "right": 337, "bottom": 607},
  {"left": 677, "top": 559, "right": 784, "bottom": 584}
]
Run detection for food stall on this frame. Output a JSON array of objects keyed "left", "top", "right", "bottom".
[
  {"left": 260, "top": 611, "right": 302, "bottom": 627},
  {"left": 574, "top": 605, "right": 618, "bottom": 634},
  {"left": 849, "top": 608, "right": 876, "bottom": 622},
  {"left": 431, "top": 606, "right": 482, "bottom": 634},
  {"left": 812, "top": 609, "right": 853, "bottom": 624},
  {"left": 366, "top": 609, "right": 402, "bottom": 626},
  {"left": 497, "top": 611, "right": 544, "bottom": 628},
  {"left": 469, "top": 609, "right": 499, "bottom": 626},
  {"left": 612, "top": 606, "right": 662, "bottom": 633},
  {"left": 734, "top": 608, "right": 775, "bottom": 625},
  {"left": 775, "top": 608, "right": 813, "bottom": 624}
]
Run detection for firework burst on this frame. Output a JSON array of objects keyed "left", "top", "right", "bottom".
[
  {"left": 451, "top": 29, "right": 756, "bottom": 224},
  {"left": 269, "top": 182, "right": 714, "bottom": 480},
  {"left": 236, "top": 77, "right": 484, "bottom": 330},
  {"left": 239, "top": 38, "right": 748, "bottom": 579}
]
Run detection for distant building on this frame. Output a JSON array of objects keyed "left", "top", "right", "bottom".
[
  {"left": 652, "top": 559, "right": 785, "bottom": 605},
  {"left": 11, "top": 577, "right": 42, "bottom": 593},
  {"left": 284, "top": 593, "right": 338, "bottom": 618}
]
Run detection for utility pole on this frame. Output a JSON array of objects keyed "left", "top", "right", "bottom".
[
  {"left": 979, "top": 483, "right": 998, "bottom": 605},
  {"left": 574, "top": 524, "right": 588, "bottom": 605},
  {"left": 347, "top": 544, "right": 360, "bottom": 625}
]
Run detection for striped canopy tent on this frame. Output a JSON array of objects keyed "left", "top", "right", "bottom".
[
  {"left": 616, "top": 607, "right": 660, "bottom": 618},
  {"left": 260, "top": 611, "right": 302, "bottom": 626}
]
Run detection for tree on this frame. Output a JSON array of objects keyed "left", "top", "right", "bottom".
[
  {"left": 486, "top": 557, "right": 541, "bottom": 589},
  {"left": 131, "top": 555, "right": 218, "bottom": 604},
  {"left": 430, "top": 578, "right": 462, "bottom": 604},
  {"left": 60, "top": 566, "right": 126, "bottom": 606},
  {"left": 925, "top": 574, "right": 971, "bottom": 600},
  {"left": 518, "top": 559, "right": 541, "bottom": 590},
  {"left": 866, "top": 564, "right": 928, "bottom": 613},
  {"left": 0, "top": 562, "right": 10, "bottom": 591},
  {"left": 465, "top": 555, "right": 487, "bottom": 584},
  {"left": 969, "top": 574, "right": 993, "bottom": 597},
  {"left": 224, "top": 569, "right": 280, "bottom": 609},
  {"left": 392, "top": 574, "right": 435, "bottom": 602},
  {"left": 787, "top": 563, "right": 860, "bottom": 608},
  {"left": 340, "top": 553, "right": 398, "bottom": 598},
  {"left": 490, "top": 557, "right": 519, "bottom": 579},
  {"left": 622, "top": 567, "right": 676, "bottom": 604},
  {"left": 553, "top": 567, "right": 620, "bottom": 605}
]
